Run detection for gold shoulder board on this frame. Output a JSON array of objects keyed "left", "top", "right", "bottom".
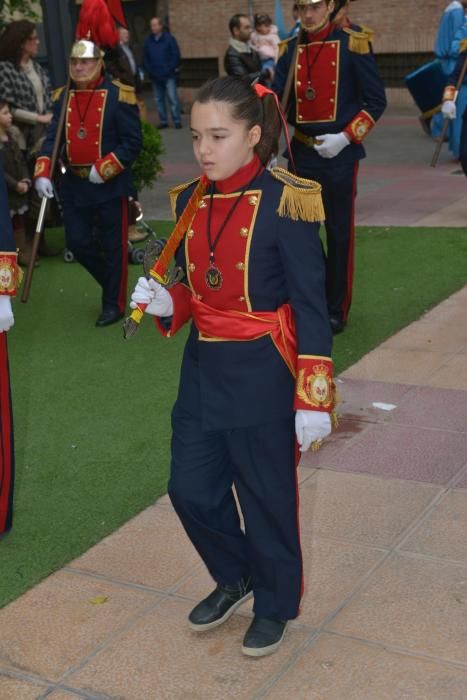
[
  {"left": 52, "top": 86, "right": 65, "bottom": 102},
  {"left": 112, "top": 79, "right": 137, "bottom": 105},
  {"left": 169, "top": 177, "right": 201, "bottom": 220},
  {"left": 271, "top": 167, "right": 325, "bottom": 223},
  {"left": 359, "top": 24, "right": 375, "bottom": 44},
  {"left": 343, "top": 27, "right": 371, "bottom": 54},
  {"left": 278, "top": 35, "right": 294, "bottom": 59}
]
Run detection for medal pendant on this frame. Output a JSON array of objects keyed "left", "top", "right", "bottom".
[
  {"left": 305, "top": 86, "right": 316, "bottom": 101},
  {"left": 77, "top": 126, "right": 87, "bottom": 140},
  {"left": 205, "top": 264, "right": 223, "bottom": 290}
]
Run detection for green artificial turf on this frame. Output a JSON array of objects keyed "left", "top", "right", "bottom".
[{"left": 1, "top": 224, "right": 466, "bottom": 608}]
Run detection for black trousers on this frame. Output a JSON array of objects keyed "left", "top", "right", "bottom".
[
  {"left": 168, "top": 405, "right": 303, "bottom": 620},
  {"left": 62, "top": 197, "right": 128, "bottom": 313},
  {"left": 293, "top": 157, "right": 359, "bottom": 322}
]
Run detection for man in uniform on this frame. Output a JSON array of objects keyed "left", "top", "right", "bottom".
[
  {"left": 34, "top": 25, "right": 142, "bottom": 327},
  {"left": 273, "top": 0, "right": 386, "bottom": 333}
]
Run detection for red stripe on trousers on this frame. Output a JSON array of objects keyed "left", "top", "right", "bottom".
[
  {"left": 342, "top": 162, "right": 359, "bottom": 322},
  {"left": 294, "top": 440, "right": 304, "bottom": 609},
  {"left": 118, "top": 198, "right": 129, "bottom": 313},
  {"left": 0, "top": 334, "right": 12, "bottom": 535}
]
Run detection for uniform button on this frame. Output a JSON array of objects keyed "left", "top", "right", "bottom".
[
  {"left": 248, "top": 195, "right": 258, "bottom": 205},
  {"left": 68, "top": 108, "right": 72, "bottom": 112},
  {"left": 196, "top": 293, "right": 203, "bottom": 300},
  {"left": 298, "top": 48, "right": 303, "bottom": 54},
  {"left": 187, "top": 229, "right": 195, "bottom": 238},
  {"left": 298, "top": 114, "right": 303, "bottom": 119},
  {"left": 67, "top": 122, "right": 71, "bottom": 127},
  {"left": 199, "top": 200, "right": 207, "bottom": 208},
  {"left": 330, "top": 98, "right": 334, "bottom": 103},
  {"left": 95, "top": 141, "right": 99, "bottom": 145},
  {"left": 332, "top": 61, "right": 336, "bottom": 66},
  {"left": 101, "top": 92, "right": 105, "bottom": 96},
  {"left": 332, "top": 80, "right": 336, "bottom": 85},
  {"left": 331, "top": 43, "right": 336, "bottom": 48},
  {"left": 329, "top": 115, "right": 333, "bottom": 119},
  {"left": 236, "top": 262, "right": 245, "bottom": 270},
  {"left": 96, "top": 123, "right": 99, "bottom": 127},
  {"left": 238, "top": 295, "right": 246, "bottom": 302},
  {"left": 66, "top": 140, "right": 70, "bottom": 144},
  {"left": 188, "top": 263, "right": 196, "bottom": 272},
  {"left": 297, "top": 63, "right": 302, "bottom": 69},
  {"left": 297, "top": 80, "right": 302, "bottom": 86},
  {"left": 240, "top": 227, "right": 249, "bottom": 237},
  {"left": 98, "top": 107, "right": 102, "bottom": 112}
]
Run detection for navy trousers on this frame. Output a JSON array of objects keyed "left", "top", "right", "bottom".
[
  {"left": 168, "top": 405, "right": 303, "bottom": 621},
  {"left": 292, "top": 157, "right": 358, "bottom": 323},
  {"left": 62, "top": 197, "right": 128, "bottom": 313}
]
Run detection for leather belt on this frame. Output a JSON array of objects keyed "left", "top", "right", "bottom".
[
  {"left": 293, "top": 129, "right": 322, "bottom": 148},
  {"left": 69, "top": 166, "right": 91, "bottom": 179}
]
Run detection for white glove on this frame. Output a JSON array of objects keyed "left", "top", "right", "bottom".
[
  {"left": 314, "top": 132, "right": 350, "bottom": 159},
  {"left": 441, "top": 100, "right": 456, "bottom": 120},
  {"left": 295, "top": 410, "right": 332, "bottom": 452},
  {"left": 130, "top": 276, "right": 174, "bottom": 317},
  {"left": 34, "top": 177, "right": 54, "bottom": 198},
  {"left": 89, "top": 165, "right": 105, "bottom": 184},
  {"left": 0, "top": 297, "right": 14, "bottom": 333}
]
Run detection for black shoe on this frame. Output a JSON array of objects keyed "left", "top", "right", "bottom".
[
  {"left": 242, "top": 617, "right": 289, "bottom": 657},
  {"left": 158, "top": 123, "right": 168, "bottom": 129},
  {"left": 175, "top": 122, "right": 183, "bottom": 129},
  {"left": 188, "top": 577, "right": 253, "bottom": 632},
  {"left": 95, "top": 309, "right": 124, "bottom": 327},
  {"left": 329, "top": 316, "right": 346, "bottom": 335}
]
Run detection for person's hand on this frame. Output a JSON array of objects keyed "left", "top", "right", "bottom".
[
  {"left": 16, "top": 181, "right": 29, "bottom": 194},
  {"left": 0, "top": 297, "right": 14, "bottom": 333},
  {"left": 37, "top": 113, "right": 53, "bottom": 125},
  {"left": 314, "top": 132, "right": 350, "bottom": 159},
  {"left": 130, "top": 276, "right": 174, "bottom": 317},
  {"left": 295, "top": 410, "right": 332, "bottom": 452},
  {"left": 89, "top": 165, "right": 104, "bottom": 184},
  {"left": 34, "top": 177, "right": 54, "bottom": 198},
  {"left": 441, "top": 100, "right": 456, "bottom": 120}
]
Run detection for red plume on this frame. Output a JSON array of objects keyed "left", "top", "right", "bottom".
[
  {"left": 76, "top": 0, "right": 119, "bottom": 48},
  {"left": 105, "top": 0, "right": 127, "bottom": 28}
]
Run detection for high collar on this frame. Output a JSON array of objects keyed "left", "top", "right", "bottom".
[
  {"left": 74, "top": 75, "right": 104, "bottom": 91},
  {"left": 306, "top": 22, "right": 333, "bottom": 42},
  {"left": 214, "top": 155, "right": 263, "bottom": 194}
]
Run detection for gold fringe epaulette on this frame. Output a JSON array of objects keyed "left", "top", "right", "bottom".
[
  {"left": 51, "top": 86, "right": 65, "bottom": 102},
  {"left": 169, "top": 177, "right": 201, "bottom": 220},
  {"left": 343, "top": 26, "right": 371, "bottom": 54},
  {"left": 271, "top": 167, "right": 325, "bottom": 223},
  {"left": 278, "top": 35, "right": 294, "bottom": 59},
  {"left": 460, "top": 38, "right": 467, "bottom": 54},
  {"left": 359, "top": 24, "right": 375, "bottom": 44},
  {"left": 112, "top": 79, "right": 137, "bottom": 105}
]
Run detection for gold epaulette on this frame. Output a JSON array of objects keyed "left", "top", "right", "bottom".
[
  {"left": 359, "top": 24, "right": 375, "bottom": 44},
  {"left": 460, "top": 38, "right": 467, "bottom": 54},
  {"left": 112, "top": 79, "right": 137, "bottom": 105},
  {"left": 271, "top": 167, "right": 325, "bottom": 223},
  {"left": 343, "top": 26, "right": 371, "bottom": 54},
  {"left": 52, "top": 86, "right": 65, "bottom": 102},
  {"left": 169, "top": 177, "right": 200, "bottom": 220},
  {"left": 278, "top": 35, "right": 294, "bottom": 59}
]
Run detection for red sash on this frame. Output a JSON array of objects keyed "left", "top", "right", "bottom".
[{"left": 191, "top": 297, "right": 297, "bottom": 377}]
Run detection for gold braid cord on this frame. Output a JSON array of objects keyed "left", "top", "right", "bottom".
[{"left": 271, "top": 167, "right": 325, "bottom": 223}]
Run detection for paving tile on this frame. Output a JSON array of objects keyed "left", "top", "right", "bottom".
[
  {"left": 298, "top": 533, "right": 385, "bottom": 628},
  {"left": 68, "top": 597, "right": 310, "bottom": 700},
  {"left": 266, "top": 633, "right": 467, "bottom": 700},
  {"left": 455, "top": 469, "right": 467, "bottom": 489},
  {"left": 327, "top": 555, "right": 467, "bottom": 664},
  {"left": 45, "top": 693, "right": 84, "bottom": 699},
  {"left": 298, "top": 470, "right": 439, "bottom": 546},
  {"left": 0, "top": 675, "right": 45, "bottom": 700},
  {"left": 383, "top": 320, "right": 467, "bottom": 353},
  {"left": 322, "top": 423, "right": 467, "bottom": 484},
  {"left": 335, "top": 378, "right": 412, "bottom": 423},
  {"left": 429, "top": 354, "right": 467, "bottom": 391},
  {"left": 69, "top": 505, "right": 202, "bottom": 590},
  {"left": 392, "top": 386, "right": 467, "bottom": 432},
  {"left": 0, "top": 570, "right": 158, "bottom": 681},
  {"left": 298, "top": 418, "right": 371, "bottom": 470},
  {"left": 341, "top": 348, "right": 450, "bottom": 385},
  {"left": 401, "top": 491, "right": 467, "bottom": 563},
  {"left": 417, "top": 297, "right": 467, "bottom": 327}
]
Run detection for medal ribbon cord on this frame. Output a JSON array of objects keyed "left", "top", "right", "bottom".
[
  {"left": 305, "top": 25, "right": 332, "bottom": 95},
  {"left": 74, "top": 90, "right": 96, "bottom": 135}
]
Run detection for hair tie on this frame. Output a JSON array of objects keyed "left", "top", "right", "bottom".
[{"left": 253, "top": 83, "right": 296, "bottom": 174}]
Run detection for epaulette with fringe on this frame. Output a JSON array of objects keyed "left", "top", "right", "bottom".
[
  {"left": 460, "top": 38, "right": 467, "bottom": 54},
  {"left": 112, "top": 79, "right": 137, "bottom": 105},
  {"left": 169, "top": 177, "right": 201, "bottom": 220},
  {"left": 52, "top": 86, "right": 65, "bottom": 102},
  {"left": 343, "top": 26, "right": 371, "bottom": 54},
  {"left": 359, "top": 24, "right": 375, "bottom": 44},
  {"left": 278, "top": 35, "right": 295, "bottom": 59},
  {"left": 271, "top": 167, "right": 325, "bottom": 223}
]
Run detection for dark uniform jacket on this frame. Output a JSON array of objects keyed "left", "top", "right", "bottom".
[
  {"left": 155, "top": 157, "right": 334, "bottom": 431},
  {"left": 272, "top": 24, "right": 386, "bottom": 167},
  {"left": 34, "top": 77, "right": 142, "bottom": 207}
]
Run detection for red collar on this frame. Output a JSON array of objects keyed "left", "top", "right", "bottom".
[
  {"left": 214, "top": 155, "right": 263, "bottom": 194},
  {"left": 74, "top": 76, "right": 104, "bottom": 91},
  {"left": 306, "top": 23, "right": 332, "bottom": 42}
]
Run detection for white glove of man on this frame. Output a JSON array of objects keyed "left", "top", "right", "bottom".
[
  {"left": 441, "top": 100, "right": 456, "bottom": 120},
  {"left": 89, "top": 165, "right": 104, "bottom": 184},
  {"left": 0, "top": 297, "right": 14, "bottom": 333},
  {"left": 295, "top": 410, "right": 332, "bottom": 452},
  {"left": 130, "top": 276, "right": 174, "bottom": 317},
  {"left": 34, "top": 177, "right": 54, "bottom": 198},
  {"left": 314, "top": 132, "right": 350, "bottom": 159}
]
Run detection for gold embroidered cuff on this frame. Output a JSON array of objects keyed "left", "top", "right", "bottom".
[
  {"left": 443, "top": 86, "right": 456, "bottom": 102},
  {"left": 344, "top": 110, "right": 376, "bottom": 143},
  {"left": 0, "top": 252, "right": 23, "bottom": 296},
  {"left": 294, "top": 355, "right": 335, "bottom": 411},
  {"left": 33, "top": 156, "right": 51, "bottom": 180},
  {"left": 95, "top": 152, "right": 124, "bottom": 181}
]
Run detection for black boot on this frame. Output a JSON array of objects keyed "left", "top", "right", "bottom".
[
  {"left": 242, "top": 617, "right": 289, "bottom": 657},
  {"left": 188, "top": 576, "right": 252, "bottom": 632}
]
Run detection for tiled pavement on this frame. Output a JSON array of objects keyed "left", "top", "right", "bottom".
[{"left": 2, "top": 103, "right": 467, "bottom": 698}]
